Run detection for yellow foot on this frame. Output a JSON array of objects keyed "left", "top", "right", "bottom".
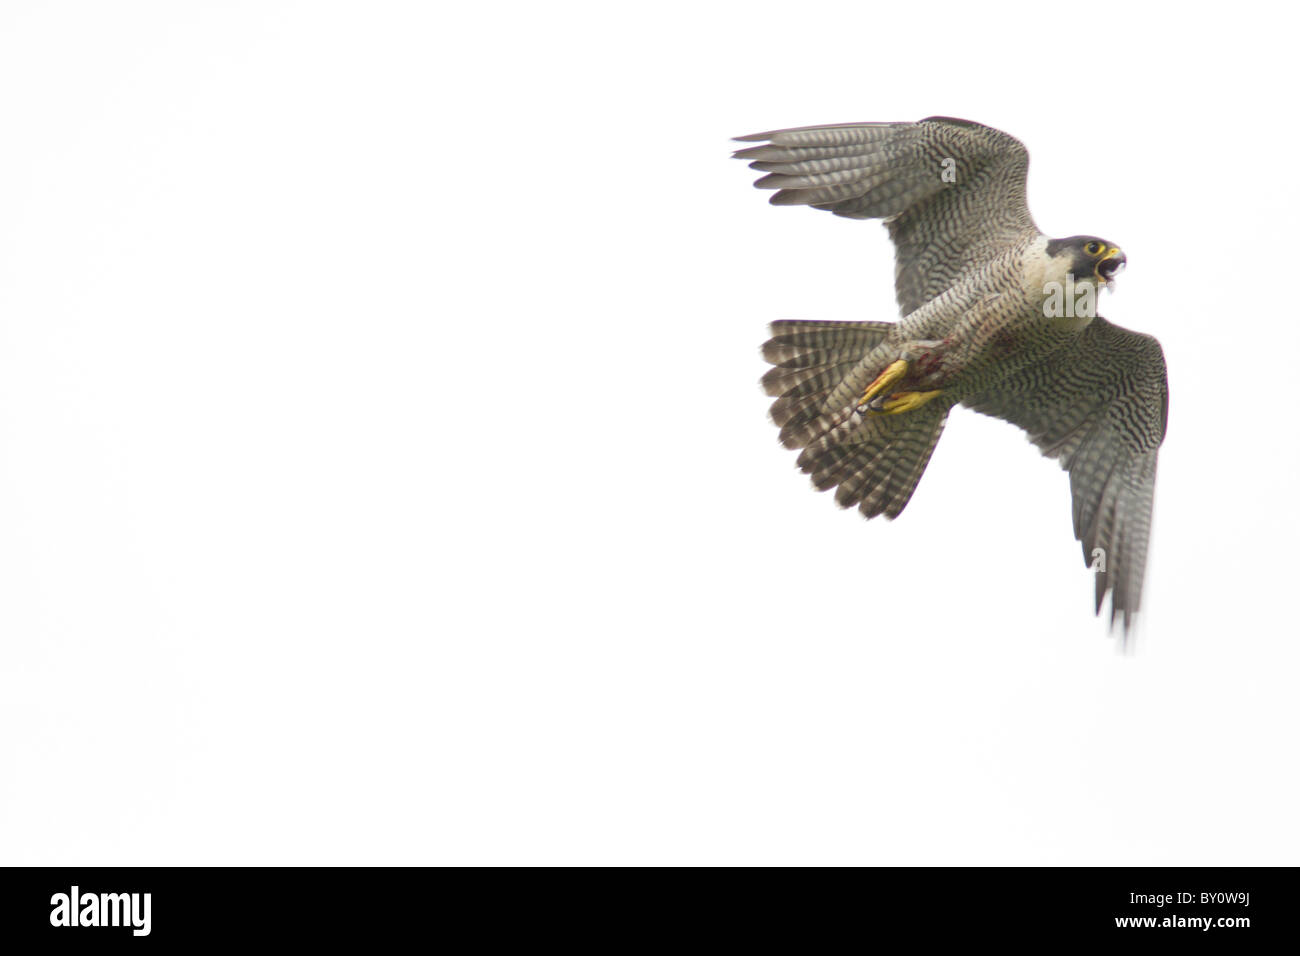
[
  {"left": 878, "top": 390, "right": 944, "bottom": 415},
  {"left": 857, "top": 359, "right": 909, "bottom": 408}
]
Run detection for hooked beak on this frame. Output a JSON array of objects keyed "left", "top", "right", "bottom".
[{"left": 1096, "top": 246, "right": 1126, "bottom": 286}]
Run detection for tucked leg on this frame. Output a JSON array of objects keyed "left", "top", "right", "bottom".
[
  {"left": 856, "top": 340, "right": 947, "bottom": 414},
  {"left": 879, "top": 390, "right": 944, "bottom": 415},
  {"left": 857, "top": 359, "right": 908, "bottom": 408}
]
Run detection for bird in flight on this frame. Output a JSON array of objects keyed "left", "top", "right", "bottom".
[{"left": 734, "top": 117, "right": 1168, "bottom": 636}]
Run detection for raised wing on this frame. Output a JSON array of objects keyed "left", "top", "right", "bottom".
[
  {"left": 963, "top": 318, "right": 1169, "bottom": 636},
  {"left": 734, "top": 117, "right": 1038, "bottom": 316}
]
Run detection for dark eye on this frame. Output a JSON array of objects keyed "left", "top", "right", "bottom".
[{"left": 1084, "top": 241, "right": 1103, "bottom": 256}]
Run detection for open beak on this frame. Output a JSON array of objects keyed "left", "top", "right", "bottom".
[{"left": 1096, "top": 247, "right": 1126, "bottom": 286}]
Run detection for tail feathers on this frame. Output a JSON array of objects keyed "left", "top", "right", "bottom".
[
  {"left": 795, "top": 407, "right": 948, "bottom": 519},
  {"left": 762, "top": 319, "right": 894, "bottom": 449},
  {"left": 762, "top": 319, "right": 893, "bottom": 366},
  {"left": 760, "top": 318, "right": 947, "bottom": 520},
  {"left": 759, "top": 348, "right": 863, "bottom": 398},
  {"left": 761, "top": 348, "right": 867, "bottom": 396}
]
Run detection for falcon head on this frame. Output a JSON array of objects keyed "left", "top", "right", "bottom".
[{"left": 1047, "top": 235, "right": 1127, "bottom": 288}]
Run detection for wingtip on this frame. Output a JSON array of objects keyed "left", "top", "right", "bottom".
[{"left": 768, "top": 190, "right": 808, "bottom": 206}]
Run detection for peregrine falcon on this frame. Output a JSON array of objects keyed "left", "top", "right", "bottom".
[{"left": 735, "top": 117, "right": 1168, "bottom": 636}]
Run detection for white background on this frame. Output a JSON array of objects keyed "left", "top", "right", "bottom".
[{"left": 1, "top": 1, "right": 1296, "bottom": 865}]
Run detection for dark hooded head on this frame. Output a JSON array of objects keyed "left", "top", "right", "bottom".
[{"left": 1046, "top": 235, "right": 1127, "bottom": 286}]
